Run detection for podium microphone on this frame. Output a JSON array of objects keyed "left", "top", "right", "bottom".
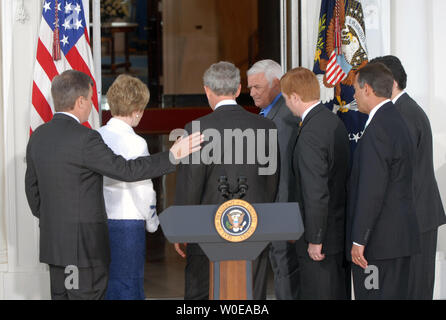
[
  {"left": 236, "top": 176, "right": 248, "bottom": 199},
  {"left": 218, "top": 176, "right": 230, "bottom": 199}
]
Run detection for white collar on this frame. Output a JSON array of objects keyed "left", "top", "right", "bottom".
[
  {"left": 214, "top": 99, "right": 237, "bottom": 110},
  {"left": 56, "top": 112, "right": 80, "bottom": 123},
  {"left": 392, "top": 90, "right": 406, "bottom": 104},
  {"left": 301, "top": 101, "right": 320, "bottom": 122},
  {"left": 364, "top": 99, "right": 391, "bottom": 129},
  {"left": 106, "top": 117, "right": 135, "bottom": 134}
]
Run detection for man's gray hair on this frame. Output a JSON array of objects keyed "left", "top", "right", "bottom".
[
  {"left": 247, "top": 59, "right": 283, "bottom": 87},
  {"left": 203, "top": 61, "right": 240, "bottom": 96}
]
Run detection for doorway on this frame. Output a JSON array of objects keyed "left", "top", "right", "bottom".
[
  {"left": 98, "top": 0, "right": 282, "bottom": 299},
  {"left": 161, "top": 0, "right": 281, "bottom": 107}
]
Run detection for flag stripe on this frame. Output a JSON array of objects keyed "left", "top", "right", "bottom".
[
  {"left": 84, "top": 28, "right": 91, "bottom": 46},
  {"left": 36, "top": 40, "right": 59, "bottom": 81},
  {"left": 30, "top": 106, "right": 45, "bottom": 132},
  {"left": 326, "top": 50, "right": 347, "bottom": 85},
  {"left": 327, "top": 65, "right": 343, "bottom": 81},
  {"left": 32, "top": 82, "right": 53, "bottom": 123},
  {"left": 33, "top": 62, "right": 55, "bottom": 112}
]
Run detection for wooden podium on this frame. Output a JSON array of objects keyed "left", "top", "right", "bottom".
[{"left": 159, "top": 202, "right": 303, "bottom": 300}]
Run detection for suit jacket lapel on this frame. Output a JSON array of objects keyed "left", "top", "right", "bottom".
[{"left": 265, "top": 96, "right": 284, "bottom": 120}]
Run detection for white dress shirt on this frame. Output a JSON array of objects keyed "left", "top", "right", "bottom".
[
  {"left": 214, "top": 99, "right": 237, "bottom": 110},
  {"left": 97, "top": 118, "right": 159, "bottom": 232}
]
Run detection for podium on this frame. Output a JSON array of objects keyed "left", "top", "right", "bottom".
[{"left": 159, "top": 201, "right": 304, "bottom": 300}]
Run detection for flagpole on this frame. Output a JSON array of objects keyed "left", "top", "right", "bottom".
[{"left": 92, "top": 0, "right": 102, "bottom": 126}]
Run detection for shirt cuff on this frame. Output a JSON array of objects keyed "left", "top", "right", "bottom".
[
  {"left": 146, "top": 215, "right": 160, "bottom": 233},
  {"left": 353, "top": 242, "right": 364, "bottom": 247}
]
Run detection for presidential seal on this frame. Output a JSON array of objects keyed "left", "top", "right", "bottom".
[{"left": 214, "top": 199, "right": 258, "bottom": 242}]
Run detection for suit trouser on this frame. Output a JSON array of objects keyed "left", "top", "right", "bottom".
[
  {"left": 184, "top": 244, "right": 269, "bottom": 300},
  {"left": 49, "top": 264, "right": 109, "bottom": 300},
  {"left": 297, "top": 251, "right": 347, "bottom": 300},
  {"left": 252, "top": 246, "right": 270, "bottom": 300},
  {"left": 352, "top": 256, "right": 410, "bottom": 300},
  {"left": 408, "top": 228, "right": 438, "bottom": 300},
  {"left": 269, "top": 240, "right": 300, "bottom": 299}
]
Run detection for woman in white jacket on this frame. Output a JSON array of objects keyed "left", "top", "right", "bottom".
[{"left": 98, "top": 74, "right": 158, "bottom": 300}]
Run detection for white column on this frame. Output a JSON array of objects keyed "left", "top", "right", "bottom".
[
  {"left": 362, "top": 0, "right": 391, "bottom": 59},
  {"left": 289, "top": 0, "right": 300, "bottom": 69},
  {"left": 280, "top": 0, "right": 288, "bottom": 72},
  {"left": 300, "top": 0, "right": 321, "bottom": 69},
  {"left": 391, "top": 0, "right": 446, "bottom": 299},
  {"left": 0, "top": 0, "right": 7, "bottom": 269},
  {"left": 0, "top": 0, "right": 50, "bottom": 300},
  {"left": 429, "top": 0, "right": 446, "bottom": 289},
  {"left": 391, "top": 0, "right": 431, "bottom": 110}
]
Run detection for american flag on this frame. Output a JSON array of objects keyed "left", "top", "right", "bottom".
[
  {"left": 31, "top": 0, "right": 99, "bottom": 134},
  {"left": 325, "top": 0, "right": 349, "bottom": 86},
  {"left": 325, "top": 50, "right": 349, "bottom": 86}
]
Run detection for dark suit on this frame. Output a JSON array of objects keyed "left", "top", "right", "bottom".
[
  {"left": 174, "top": 104, "right": 279, "bottom": 300},
  {"left": 25, "top": 113, "right": 176, "bottom": 299},
  {"left": 347, "top": 102, "right": 420, "bottom": 299},
  {"left": 288, "top": 103, "right": 350, "bottom": 299},
  {"left": 394, "top": 93, "right": 446, "bottom": 299},
  {"left": 264, "top": 95, "right": 301, "bottom": 299}
]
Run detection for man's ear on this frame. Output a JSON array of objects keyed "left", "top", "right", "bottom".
[
  {"left": 290, "top": 92, "right": 301, "bottom": 104},
  {"left": 235, "top": 84, "right": 241, "bottom": 98},
  {"left": 363, "top": 83, "right": 372, "bottom": 96},
  {"left": 392, "top": 80, "right": 399, "bottom": 94},
  {"left": 74, "top": 95, "right": 83, "bottom": 112},
  {"left": 204, "top": 86, "right": 211, "bottom": 98}
]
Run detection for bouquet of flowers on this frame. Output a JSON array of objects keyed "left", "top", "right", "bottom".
[{"left": 100, "top": 0, "right": 129, "bottom": 22}]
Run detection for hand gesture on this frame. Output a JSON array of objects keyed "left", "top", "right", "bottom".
[{"left": 170, "top": 132, "right": 204, "bottom": 161}]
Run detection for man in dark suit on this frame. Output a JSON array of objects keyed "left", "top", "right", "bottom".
[
  {"left": 281, "top": 67, "right": 350, "bottom": 299},
  {"left": 247, "top": 59, "right": 300, "bottom": 300},
  {"left": 174, "top": 61, "right": 279, "bottom": 300},
  {"left": 369, "top": 56, "right": 445, "bottom": 299},
  {"left": 348, "top": 63, "right": 420, "bottom": 299},
  {"left": 25, "top": 70, "right": 202, "bottom": 300}
]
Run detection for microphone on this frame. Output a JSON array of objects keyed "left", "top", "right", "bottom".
[
  {"left": 236, "top": 176, "right": 248, "bottom": 199},
  {"left": 217, "top": 176, "right": 230, "bottom": 199}
]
